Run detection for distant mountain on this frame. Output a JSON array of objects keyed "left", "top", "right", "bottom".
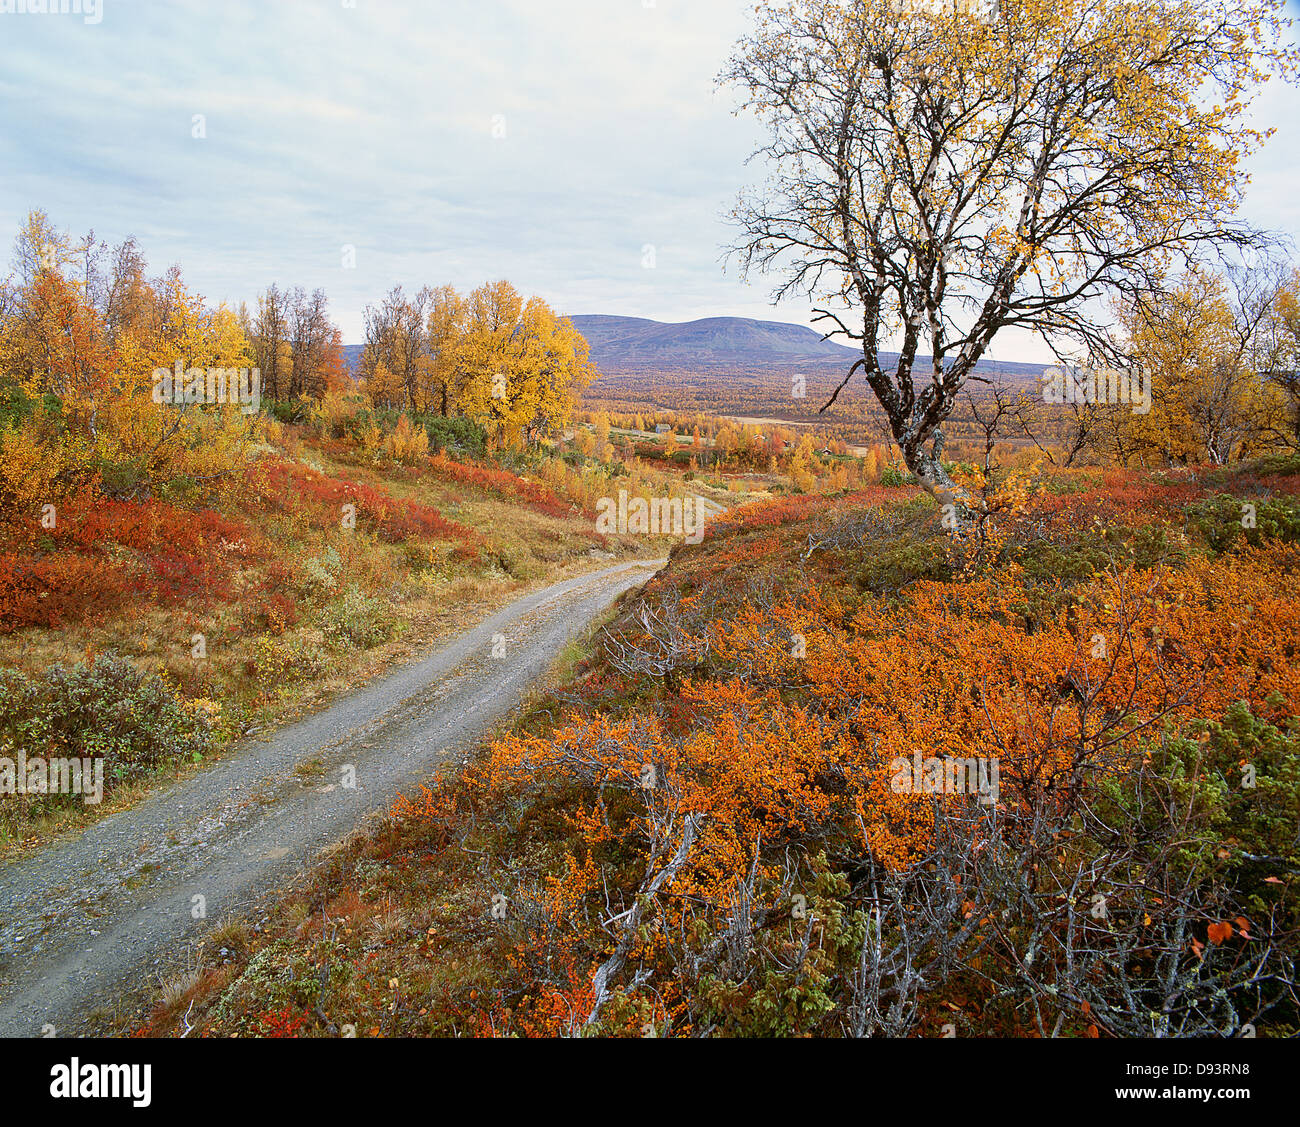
[
  {"left": 344, "top": 316, "right": 856, "bottom": 374},
  {"left": 338, "top": 314, "right": 1046, "bottom": 389},
  {"left": 568, "top": 314, "right": 862, "bottom": 369},
  {"left": 566, "top": 313, "right": 1045, "bottom": 386}
]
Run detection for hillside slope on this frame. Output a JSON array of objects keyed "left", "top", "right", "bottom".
[
  {"left": 0, "top": 561, "right": 662, "bottom": 1037},
  {"left": 130, "top": 457, "right": 1300, "bottom": 1038},
  {"left": 568, "top": 313, "right": 1046, "bottom": 388}
]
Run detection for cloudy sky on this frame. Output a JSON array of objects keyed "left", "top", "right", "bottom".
[{"left": 1, "top": 0, "right": 1297, "bottom": 363}]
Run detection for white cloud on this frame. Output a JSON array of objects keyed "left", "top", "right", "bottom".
[{"left": 0, "top": 0, "right": 1295, "bottom": 363}]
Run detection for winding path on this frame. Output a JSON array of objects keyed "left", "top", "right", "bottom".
[{"left": 0, "top": 558, "right": 662, "bottom": 1037}]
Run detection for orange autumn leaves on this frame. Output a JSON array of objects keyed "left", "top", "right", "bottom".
[
  {"left": 390, "top": 510, "right": 1300, "bottom": 1033},
  {"left": 480, "top": 538, "right": 1289, "bottom": 935},
  {"left": 1193, "top": 918, "right": 1253, "bottom": 961}
]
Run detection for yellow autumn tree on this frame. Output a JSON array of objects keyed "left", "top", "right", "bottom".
[
  {"left": 458, "top": 281, "right": 593, "bottom": 448},
  {"left": 725, "top": 0, "right": 1298, "bottom": 502},
  {"left": 0, "top": 211, "right": 262, "bottom": 501},
  {"left": 1118, "top": 269, "right": 1290, "bottom": 464}
]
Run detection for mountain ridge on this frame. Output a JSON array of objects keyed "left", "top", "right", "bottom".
[
  {"left": 567, "top": 314, "right": 863, "bottom": 367},
  {"left": 343, "top": 313, "right": 1047, "bottom": 386}
]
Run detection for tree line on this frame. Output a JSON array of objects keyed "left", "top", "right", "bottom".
[
  {"left": 0, "top": 211, "right": 593, "bottom": 466},
  {"left": 0, "top": 210, "right": 599, "bottom": 514},
  {"left": 356, "top": 280, "right": 594, "bottom": 448}
]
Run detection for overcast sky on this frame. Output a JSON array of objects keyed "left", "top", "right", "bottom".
[{"left": 1, "top": 0, "right": 1297, "bottom": 363}]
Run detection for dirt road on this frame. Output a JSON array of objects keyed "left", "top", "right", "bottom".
[{"left": 0, "top": 558, "right": 662, "bottom": 1037}]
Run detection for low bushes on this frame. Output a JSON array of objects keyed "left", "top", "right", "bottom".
[
  {"left": 249, "top": 458, "right": 480, "bottom": 550},
  {"left": 427, "top": 451, "right": 575, "bottom": 518},
  {"left": 0, "top": 653, "right": 217, "bottom": 831},
  {"left": 0, "top": 553, "right": 129, "bottom": 633},
  {"left": 318, "top": 583, "right": 395, "bottom": 649},
  {"left": 1184, "top": 493, "right": 1300, "bottom": 553}
]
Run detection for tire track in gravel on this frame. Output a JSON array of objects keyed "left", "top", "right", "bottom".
[{"left": 0, "top": 558, "right": 664, "bottom": 1037}]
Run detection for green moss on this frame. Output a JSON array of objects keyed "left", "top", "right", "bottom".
[
  {"left": 1184, "top": 494, "right": 1300, "bottom": 553},
  {"left": 1014, "top": 522, "right": 1184, "bottom": 585}
]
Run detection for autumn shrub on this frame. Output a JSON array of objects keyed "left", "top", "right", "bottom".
[
  {"left": 248, "top": 634, "right": 332, "bottom": 688},
  {"left": 1033, "top": 473, "right": 1200, "bottom": 529},
  {"left": 1012, "top": 521, "right": 1183, "bottom": 586},
  {"left": 933, "top": 700, "right": 1300, "bottom": 1038},
  {"left": 880, "top": 464, "right": 914, "bottom": 487},
  {"left": 1042, "top": 470, "right": 1101, "bottom": 495},
  {"left": 1067, "top": 700, "right": 1300, "bottom": 1035},
  {"left": 0, "top": 653, "right": 216, "bottom": 830},
  {"left": 257, "top": 1006, "right": 313, "bottom": 1038},
  {"left": 241, "top": 592, "right": 302, "bottom": 636},
  {"left": 303, "top": 391, "right": 368, "bottom": 440},
  {"left": 853, "top": 535, "right": 951, "bottom": 594},
  {"left": 420, "top": 414, "right": 487, "bottom": 458},
  {"left": 1184, "top": 493, "right": 1300, "bottom": 553},
  {"left": 264, "top": 399, "right": 313, "bottom": 426},
  {"left": 0, "top": 553, "right": 130, "bottom": 632},
  {"left": 91, "top": 453, "right": 153, "bottom": 500},
  {"left": 426, "top": 451, "right": 575, "bottom": 519},
  {"left": 1209, "top": 452, "right": 1300, "bottom": 483},
  {"left": 402, "top": 540, "right": 447, "bottom": 573},
  {"left": 54, "top": 495, "right": 258, "bottom": 600},
  {"left": 299, "top": 547, "right": 343, "bottom": 600},
  {"left": 318, "top": 583, "right": 394, "bottom": 649},
  {"left": 249, "top": 458, "right": 478, "bottom": 549},
  {"left": 383, "top": 414, "right": 430, "bottom": 465},
  {"left": 0, "top": 455, "right": 261, "bottom": 630},
  {"left": 833, "top": 499, "right": 952, "bottom": 594}
]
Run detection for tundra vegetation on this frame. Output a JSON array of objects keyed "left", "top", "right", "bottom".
[
  {"left": 140, "top": 459, "right": 1300, "bottom": 1038},
  {"left": 0, "top": 212, "right": 724, "bottom": 843},
  {"left": 5, "top": 0, "right": 1300, "bottom": 1039}
]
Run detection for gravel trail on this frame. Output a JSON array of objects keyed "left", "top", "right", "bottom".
[{"left": 0, "top": 558, "right": 662, "bottom": 1037}]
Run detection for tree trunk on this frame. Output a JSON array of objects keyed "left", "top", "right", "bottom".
[{"left": 905, "top": 439, "right": 975, "bottom": 523}]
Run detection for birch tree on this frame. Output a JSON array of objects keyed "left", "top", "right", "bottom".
[{"left": 724, "top": 0, "right": 1296, "bottom": 499}]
